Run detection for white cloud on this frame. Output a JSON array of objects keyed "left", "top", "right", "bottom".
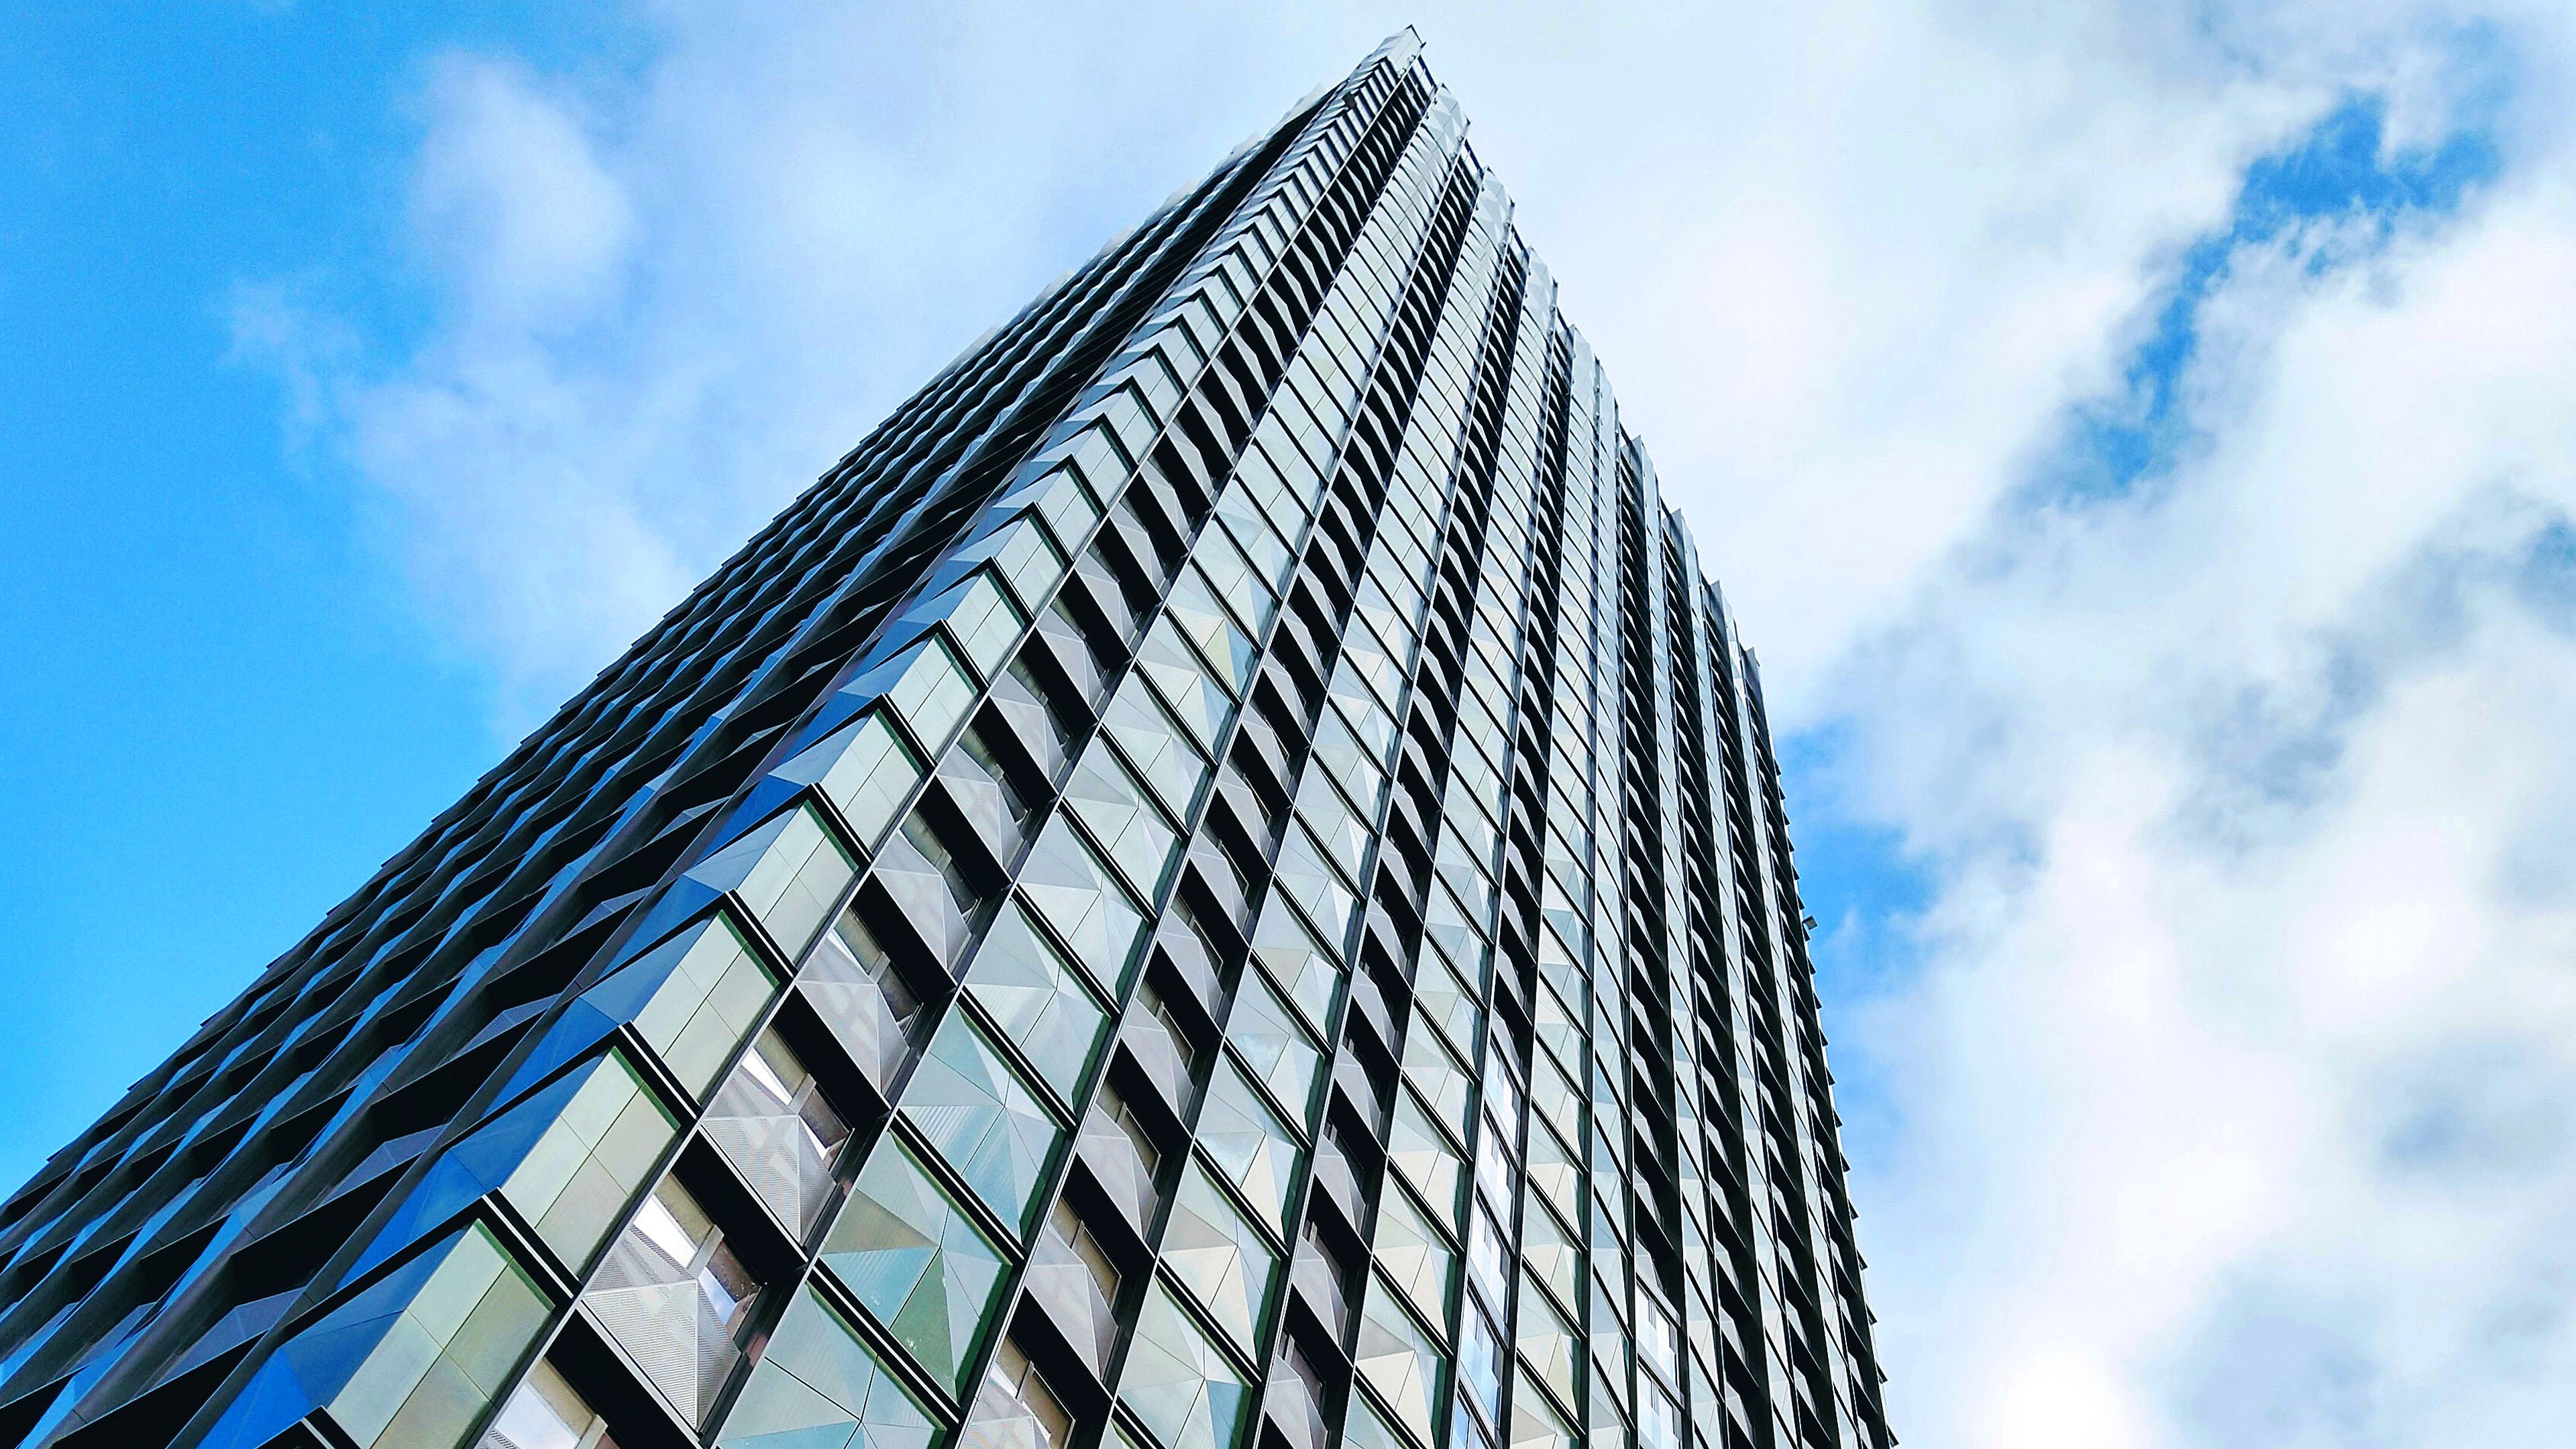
[
  {"left": 238, "top": 1, "right": 2576, "bottom": 1444},
  {"left": 409, "top": 56, "right": 635, "bottom": 329},
  {"left": 1840, "top": 107, "right": 2576, "bottom": 1444}
]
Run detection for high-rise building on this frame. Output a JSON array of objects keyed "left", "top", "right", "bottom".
[{"left": 0, "top": 34, "right": 1890, "bottom": 1449}]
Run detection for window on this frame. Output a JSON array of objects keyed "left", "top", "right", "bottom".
[
  {"left": 900, "top": 1012, "right": 1065, "bottom": 1232},
  {"left": 804, "top": 902, "right": 926, "bottom": 1089},
  {"left": 1018, "top": 815, "right": 1150, "bottom": 996},
  {"left": 1081, "top": 1078, "right": 1168, "bottom": 1232},
  {"left": 1136, "top": 977, "right": 1200, "bottom": 1080},
  {"left": 820, "top": 1137, "right": 1008, "bottom": 1394},
  {"left": 1025, "top": 1196, "right": 1122, "bottom": 1367},
  {"left": 208, "top": 1222, "right": 550, "bottom": 1449},
  {"left": 1195, "top": 1059, "right": 1302, "bottom": 1232},
  {"left": 965, "top": 902, "right": 1112, "bottom": 1100},
  {"left": 1118, "top": 1283, "right": 1252, "bottom": 1449},
  {"left": 968, "top": 1336, "right": 1074, "bottom": 1449},
  {"left": 586, "top": 1177, "right": 761, "bottom": 1424},
  {"left": 1353, "top": 1272, "right": 1444, "bottom": 1449},
  {"left": 478, "top": 1360, "right": 615, "bottom": 1449},
  {"left": 714, "top": 1287, "right": 937, "bottom": 1449},
  {"left": 1063, "top": 748, "right": 1182, "bottom": 903},
  {"left": 706, "top": 1028, "right": 850, "bottom": 1236},
  {"left": 1161, "top": 1161, "right": 1279, "bottom": 1354},
  {"left": 1224, "top": 970, "right": 1324, "bottom": 1126},
  {"left": 941, "top": 724, "right": 1039, "bottom": 865}
]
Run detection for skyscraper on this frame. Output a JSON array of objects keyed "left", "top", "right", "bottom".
[{"left": 0, "top": 34, "right": 1891, "bottom": 1449}]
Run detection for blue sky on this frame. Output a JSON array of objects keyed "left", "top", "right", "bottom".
[
  {"left": 12, "top": 4, "right": 2576, "bottom": 1446},
  {"left": 1, "top": 7, "right": 492, "bottom": 1187}
]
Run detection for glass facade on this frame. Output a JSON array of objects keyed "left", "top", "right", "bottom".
[{"left": 0, "top": 33, "right": 1890, "bottom": 1449}]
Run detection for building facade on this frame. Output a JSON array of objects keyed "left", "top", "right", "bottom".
[{"left": 0, "top": 35, "right": 1891, "bottom": 1449}]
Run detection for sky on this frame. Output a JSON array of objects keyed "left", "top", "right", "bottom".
[{"left": 5, "top": 1, "right": 2576, "bottom": 1445}]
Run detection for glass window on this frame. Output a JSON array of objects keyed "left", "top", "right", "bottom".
[
  {"left": 1228, "top": 445, "right": 1293, "bottom": 531},
  {"left": 1525, "top": 1121, "right": 1580, "bottom": 1229},
  {"left": 1332, "top": 637, "right": 1402, "bottom": 718},
  {"left": 1215, "top": 496, "right": 1296, "bottom": 595},
  {"left": 775, "top": 710, "right": 922, "bottom": 848},
  {"left": 1458, "top": 1303, "right": 1503, "bottom": 1432},
  {"left": 988, "top": 655, "right": 1075, "bottom": 786},
  {"left": 1530, "top": 1053, "right": 1580, "bottom": 1150},
  {"left": 1386, "top": 1091, "right": 1463, "bottom": 1226},
  {"left": 899, "top": 1012, "right": 1063, "bottom": 1232},
  {"left": 1353, "top": 1273, "right": 1444, "bottom": 1449},
  {"left": 690, "top": 804, "right": 857, "bottom": 965},
  {"left": 1134, "top": 974, "right": 1200, "bottom": 1083},
  {"left": 1588, "top": 1277, "right": 1630, "bottom": 1415},
  {"left": 1421, "top": 885, "right": 1485, "bottom": 979},
  {"left": 1024, "top": 1197, "right": 1121, "bottom": 1371},
  {"left": 1102, "top": 675, "right": 1212, "bottom": 825},
  {"left": 1341, "top": 1382, "right": 1414, "bottom": 1449},
  {"left": 213, "top": 1222, "right": 551, "bottom": 1449},
  {"left": 947, "top": 575, "right": 1030, "bottom": 683},
  {"left": 476, "top": 1360, "right": 606, "bottom": 1449},
  {"left": 1637, "top": 1381, "right": 1680, "bottom": 1449},
  {"left": 869, "top": 809, "right": 985, "bottom": 973},
  {"left": 1187, "top": 531, "right": 1275, "bottom": 639},
  {"left": 715, "top": 1287, "right": 940, "bottom": 1449},
  {"left": 1062, "top": 749, "right": 1181, "bottom": 904},
  {"left": 1222, "top": 971, "right": 1323, "bottom": 1128},
  {"left": 588, "top": 914, "right": 778, "bottom": 1099},
  {"left": 820, "top": 1136, "right": 1008, "bottom": 1395},
  {"left": 496, "top": 1049, "right": 686, "bottom": 1271},
  {"left": 1117, "top": 1283, "right": 1251, "bottom": 1449},
  {"left": 989, "top": 517, "right": 1070, "bottom": 616},
  {"left": 586, "top": 1177, "right": 761, "bottom": 1424},
  {"left": 1401, "top": 1030, "right": 1472, "bottom": 1145},
  {"left": 1521, "top": 1199, "right": 1580, "bottom": 1317},
  {"left": 1466, "top": 1202, "right": 1510, "bottom": 1316},
  {"left": 804, "top": 902, "right": 926, "bottom": 1090},
  {"left": 1081, "top": 1078, "right": 1165, "bottom": 1229},
  {"left": 1450, "top": 747, "right": 1505, "bottom": 827},
  {"left": 1412, "top": 948, "right": 1481, "bottom": 1064},
  {"left": 1371, "top": 1179, "right": 1456, "bottom": 1331},
  {"left": 1481, "top": 1049, "right": 1524, "bottom": 1134},
  {"left": 1161, "top": 1161, "right": 1280, "bottom": 1355},
  {"left": 1193, "top": 1058, "right": 1302, "bottom": 1232},
  {"left": 706, "top": 1028, "right": 850, "bottom": 1238},
  {"left": 1292, "top": 773, "right": 1371, "bottom": 905},
  {"left": 1170, "top": 568, "right": 1261, "bottom": 701},
  {"left": 1310, "top": 706, "right": 1388, "bottom": 820},
  {"left": 1326, "top": 661, "right": 1396, "bottom": 758},
  {"left": 1269, "top": 823, "right": 1357, "bottom": 959},
  {"left": 1355, "top": 574, "right": 1418, "bottom": 657},
  {"left": 963, "top": 902, "right": 1112, "bottom": 1101},
  {"left": 1134, "top": 619, "right": 1233, "bottom": 752},
  {"left": 1246, "top": 896, "right": 1342, "bottom": 1040},
  {"left": 1435, "top": 851, "right": 1495, "bottom": 947},
  {"left": 966, "top": 1336, "right": 1073, "bottom": 1449},
  {"left": 1510, "top": 1381, "right": 1574, "bottom": 1449},
  {"left": 889, "top": 637, "right": 977, "bottom": 754},
  {"left": 940, "top": 724, "right": 1038, "bottom": 867},
  {"left": 1016, "top": 815, "right": 1150, "bottom": 996},
  {"left": 1638, "top": 1291, "right": 1678, "bottom": 1391}
]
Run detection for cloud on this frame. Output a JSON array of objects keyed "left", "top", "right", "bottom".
[
  {"left": 233, "top": 1, "right": 2576, "bottom": 1444},
  {"left": 235, "top": 3, "right": 1346, "bottom": 719},
  {"left": 409, "top": 55, "right": 634, "bottom": 329},
  {"left": 1834, "top": 28, "right": 2576, "bottom": 1442},
  {"left": 239, "top": 0, "right": 2354, "bottom": 722}
]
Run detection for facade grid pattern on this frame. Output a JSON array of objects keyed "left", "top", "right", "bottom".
[{"left": 0, "top": 34, "right": 1892, "bottom": 1449}]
